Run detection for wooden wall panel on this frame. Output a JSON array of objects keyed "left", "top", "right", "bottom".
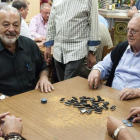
[{"left": 25, "top": 0, "right": 40, "bottom": 24}]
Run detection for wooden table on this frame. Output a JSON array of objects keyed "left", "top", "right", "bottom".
[
  {"left": 40, "top": 45, "right": 46, "bottom": 54},
  {"left": 0, "top": 77, "right": 140, "bottom": 140}
]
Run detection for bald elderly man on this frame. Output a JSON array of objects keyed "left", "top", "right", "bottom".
[{"left": 88, "top": 15, "right": 140, "bottom": 101}]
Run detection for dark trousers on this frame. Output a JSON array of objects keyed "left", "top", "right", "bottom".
[{"left": 54, "top": 58, "right": 85, "bottom": 81}]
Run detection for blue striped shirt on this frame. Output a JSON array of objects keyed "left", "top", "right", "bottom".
[{"left": 93, "top": 45, "right": 140, "bottom": 90}]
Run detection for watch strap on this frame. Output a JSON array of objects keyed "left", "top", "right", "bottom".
[{"left": 113, "top": 126, "right": 125, "bottom": 139}]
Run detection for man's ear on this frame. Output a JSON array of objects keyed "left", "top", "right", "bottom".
[{"left": 19, "top": 7, "right": 25, "bottom": 14}]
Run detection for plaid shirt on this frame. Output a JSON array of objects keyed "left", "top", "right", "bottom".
[{"left": 44, "top": 0, "right": 101, "bottom": 64}]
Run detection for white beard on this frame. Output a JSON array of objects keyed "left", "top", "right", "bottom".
[{"left": 0, "top": 34, "right": 19, "bottom": 44}]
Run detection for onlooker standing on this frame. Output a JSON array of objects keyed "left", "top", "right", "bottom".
[
  {"left": 44, "top": 0, "right": 100, "bottom": 81},
  {"left": 80, "top": 22, "right": 112, "bottom": 78}
]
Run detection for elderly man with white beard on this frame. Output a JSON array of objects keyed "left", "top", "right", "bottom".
[{"left": 0, "top": 6, "right": 54, "bottom": 97}]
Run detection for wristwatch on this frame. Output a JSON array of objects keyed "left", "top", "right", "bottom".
[
  {"left": 0, "top": 95, "right": 6, "bottom": 100},
  {"left": 89, "top": 50, "right": 96, "bottom": 55},
  {"left": 113, "top": 126, "right": 125, "bottom": 139}
]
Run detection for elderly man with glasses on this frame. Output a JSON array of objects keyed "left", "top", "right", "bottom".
[
  {"left": 29, "top": 3, "right": 51, "bottom": 40},
  {"left": 88, "top": 15, "right": 140, "bottom": 101}
]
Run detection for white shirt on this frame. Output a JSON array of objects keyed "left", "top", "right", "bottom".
[{"left": 20, "top": 18, "right": 32, "bottom": 39}]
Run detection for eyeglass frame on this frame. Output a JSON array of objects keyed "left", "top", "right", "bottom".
[{"left": 126, "top": 28, "right": 140, "bottom": 35}]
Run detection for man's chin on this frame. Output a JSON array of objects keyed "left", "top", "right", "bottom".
[
  {"left": 2, "top": 37, "right": 18, "bottom": 44},
  {"left": 128, "top": 40, "right": 134, "bottom": 45}
]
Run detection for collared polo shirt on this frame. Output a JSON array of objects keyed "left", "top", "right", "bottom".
[{"left": 0, "top": 36, "right": 47, "bottom": 96}]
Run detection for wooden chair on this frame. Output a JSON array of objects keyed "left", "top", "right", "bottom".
[
  {"left": 102, "top": 45, "right": 115, "bottom": 60},
  {"left": 109, "top": 27, "right": 114, "bottom": 44},
  {"left": 101, "top": 45, "right": 114, "bottom": 84}
]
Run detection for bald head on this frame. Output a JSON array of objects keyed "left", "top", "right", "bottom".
[
  {"left": 41, "top": 3, "right": 51, "bottom": 10},
  {"left": 127, "top": 14, "right": 140, "bottom": 51},
  {"left": 129, "top": 15, "right": 140, "bottom": 29}
]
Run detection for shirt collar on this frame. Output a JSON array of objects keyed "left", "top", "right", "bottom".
[
  {"left": 126, "top": 45, "right": 131, "bottom": 53},
  {"left": 126, "top": 45, "right": 140, "bottom": 56},
  {"left": 0, "top": 36, "right": 25, "bottom": 52},
  {"left": 17, "top": 36, "right": 25, "bottom": 50},
  {"left": 0, "top": 39, "right": 5, "bottom": 52},
  {"left": 40, "top": 14, "right": 47, "bottom": 25},
  {"left": 40, "top": 13, "right": 44, "bottom": 22}
]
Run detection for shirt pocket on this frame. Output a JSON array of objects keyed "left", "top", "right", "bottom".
[{"left": 25, "top": 62, "right": 37, "bottom": 83}]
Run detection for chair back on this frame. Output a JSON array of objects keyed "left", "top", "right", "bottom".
[
  {"left": 102, "top": 46, "right": 114, "bottom": 60},
  {"left": 109, "top": 27, "right": 114, "bottom": 44}
]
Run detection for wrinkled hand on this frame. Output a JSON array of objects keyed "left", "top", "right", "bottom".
[
  {"left": 107, "top": 116, "right": 124, "bottom": 136},
  {"left": 127, "top": 107, "right": 140, "bottom": 122},
  {"left": 35, "top": 76, "right": 54, "bottom": 93},
  {"left": 44, "top": 47, "right": 52, "bottom": 63},
  {"left": 88, "top": 69, "right": 101, "bottom": 89},
  {"left": 2, "top": 115, "right": 22, "bottom": 136},
  {"left": 128, "top": 6, "right": 138, "bottom": 17},
  {"left": 119, "top": 88, "right": 140, "bottom": 100},
  {"left": 0, "top": 112, "right": 10, "bottom": 136},
  {"left": 87, "top": 52, "right": 96, "bottom": 68},
  {"left": 34, "top": 37, "right": 46, "bottom": 42}
]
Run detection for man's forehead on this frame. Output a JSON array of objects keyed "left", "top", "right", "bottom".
[
  {"left": 0, "top": 11, "right": 20, "bottom": 22},
  {"left": 42, "top": 7, "right": 51, "bottom": 11}
]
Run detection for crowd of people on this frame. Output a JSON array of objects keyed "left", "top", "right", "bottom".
[{"left": 0, "top": 0, "right": 140, "bottom": 139}]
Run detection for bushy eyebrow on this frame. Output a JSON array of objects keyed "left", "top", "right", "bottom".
[{"left": 2, "top": 21, "right": 20, "bottom": 24}]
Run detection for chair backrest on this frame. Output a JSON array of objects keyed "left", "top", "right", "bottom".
[
  {"left": 109, "top": 27, "right": 114, "bottom": 44},
  {"left": 102, "top": 46, "right": 114, "bottom": 60}
]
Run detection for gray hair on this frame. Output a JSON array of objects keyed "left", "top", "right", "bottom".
[
  {"left": 12, "top": 0, "right": 27, "bottom": 10},
  {"left": 0, "top": 5, "right": 21, "bottom": 23},
  {"left": 40, "top": 3, "right": 51, "bottom": 10}
]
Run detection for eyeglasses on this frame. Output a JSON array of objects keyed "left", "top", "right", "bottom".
[
  {"left": 126, "top": 29, "right": 140, "bottom": 35},
  {"left": 41, "top": 11, "right": 50, "bottom": 15}
]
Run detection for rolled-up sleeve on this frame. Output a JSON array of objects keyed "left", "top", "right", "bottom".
[
  {"left": 93, "top": 52, "right": 113, "bottom": 79},
  {"left": 88, "top": 0, "right": 101, "bottom": 51}
]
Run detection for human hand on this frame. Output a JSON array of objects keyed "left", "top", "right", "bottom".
[
  {"left": 35, "top": 75, "right": 54, "bottom": 93},
  {"left": 87, "top": 52, "right": 96, "bottom": 68},
  {"left": 119, "top": 88, "right": 140, "bottom": 100},
  {"left": 2, "top": 115, "right": 22, "bottom": 136},
  {"left": 128, "top": 6, "right": 138, "bottom": 17},
  {"left": 0, "top": 112, "right": 10, "bottom": 136},
  {"left": 88, "top": 69, "right": 100, "bottom": 89},
  {"left": 40, "top": 36, "right": 46, "bottom": 41},
  {"left": 44, "top": 47, "right": 52, "bottom": 63},
  {"left": 127, "top": 107, "right": 140, "bottom": 122},
  {"left": 107, "top": 116, "right": 124, "bottom": 136}
]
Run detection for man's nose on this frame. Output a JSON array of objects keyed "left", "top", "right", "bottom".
[{"left": 8, "top": 25, "right": 14, "bottom": 31}]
